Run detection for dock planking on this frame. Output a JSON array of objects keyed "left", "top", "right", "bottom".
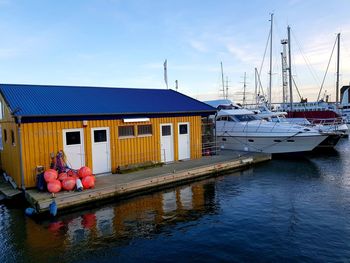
[
  {"left": 0, "top": 177, "right": 22, "bottom": 199},
  {"left": 25, "top": 151, "right": 271, "bottom": 214}
]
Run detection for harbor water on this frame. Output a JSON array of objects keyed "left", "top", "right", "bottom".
[{"left": 1, "top": 139, "right": 350, "bottom": 262}]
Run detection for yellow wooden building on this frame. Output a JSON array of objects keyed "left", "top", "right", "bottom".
[{"left": 0, "top": 84, "right": 216, "bottom": 189}]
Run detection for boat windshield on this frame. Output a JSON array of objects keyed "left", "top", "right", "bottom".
[
  {"left": 217, "top": 104, "right": 240, "bottom": 110},
  {"left": 216, "top": 116, "right": 235, "bottom": 121},
  {"left": 234, "top": 114, "right": 259, "bottom": 122}
]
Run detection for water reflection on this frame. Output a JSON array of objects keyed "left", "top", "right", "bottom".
[
  {"left": 20, "top": 179, "right": 220, "bottom": 262},
  {"left": 2, "top": 139, "right": 350, "bottom": 262}
]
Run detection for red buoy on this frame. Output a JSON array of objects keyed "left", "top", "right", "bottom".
[
  {"left": 81, "top": 213, "right": 96, "bottom": 229},
  {"left": 58, "top": 172, "right": 68, "bottom": 181},
  {"left": 47, "top": 179, "right": 62, "bottom": 193},
  {"left": 62, "top": 177, "right": 76, "bottom": 191},
  {"left": 82, "top": 175, "right": 95, "bottom": 189},
  {"left": 67, "top": 169, "right": 78, "bottom": 178},
  {"left": 44, "top": 169, "right": 58, "bottom": 183},
  {"left": 78, "top": 166, "right": 92, "bottom": 178}
]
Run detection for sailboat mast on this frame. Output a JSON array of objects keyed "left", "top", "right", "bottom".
[
  {"left": 220, "top": 62, "right": 225, "bottom": 99},
  {"left": 268, "top": 13, "right": 273, "bottom": 110},
  {"left": 254, "top": 67, "right": 258, "bottom": 105},
  {"left": 336, "top": 33, "right": 340, "bottom": 104},
  {"left": 287, "top": 26, "right": 293, "bottom": 110},
  {"left": 243, "top": 72, "right": 247, "bottom": 106},
  {"left": 281, "top": 39, "right": 288, "bottom": 104},
  {"left": 226, "top": 76, "right": 229, "bottom": 100}
]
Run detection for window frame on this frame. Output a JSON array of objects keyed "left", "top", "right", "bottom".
[
  {"left": 118, "top": 125, "right": 135, "bottom": 139},
  {"left": 65, "top": 131, "right": 82, "bottom": 146},
  {"left": 11, "top": 129, "right": 15, "bottom": 146},
  {"left": 137, "top": 124, "right": 152, "bottom": 137},
  {"left": 4, "top": 129, "right": 7, "bottom": 143}
]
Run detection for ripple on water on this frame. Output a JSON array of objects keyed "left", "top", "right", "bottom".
[{"left": 2, "top": 140, "right": 350, "bottom": 262}]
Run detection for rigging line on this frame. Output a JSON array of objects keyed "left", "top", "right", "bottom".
[
  {"left": 259, "top": 29, "right": 271, "bottom": 77},
  {"left": 256, "top": 69, "right": 265, "bottom": 97},
  {"left": 291, "top": 29, "right": 321, "bottom": 86},
  {"left": 317, "top": 35, "right": 337, "bottom": 101},
  {"left": 291, "top": 75, "right": 303, "bottom": 100}
]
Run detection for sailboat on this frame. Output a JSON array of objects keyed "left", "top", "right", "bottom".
[{"left": 278, "top": 30, "right": 344, "bottom": 125}]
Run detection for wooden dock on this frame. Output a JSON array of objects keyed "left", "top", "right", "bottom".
[
  {"left": 0, "top": 176, "right": 21, "bottom": 199},
  {"left": 25, "top": 151, "right": 271, "bottom": 214}
]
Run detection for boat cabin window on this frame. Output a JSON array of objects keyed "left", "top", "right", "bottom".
[
  {"left": 216, "top": 116, "right": 235, "bottom": 122},
  {"left": 217, "top": 104, "right": 240, "bottom": 110},
  {"left": 234, "top": 114, "right": 258, "bottom": 122}
]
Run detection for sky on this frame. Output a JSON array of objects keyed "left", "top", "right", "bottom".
[{"left": 0, "top": 0, "right": 349, "bottom": 104}]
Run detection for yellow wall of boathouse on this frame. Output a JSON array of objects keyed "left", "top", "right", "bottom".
[{"left": 19, "top": 116, "right": 202, "bottom": 188}]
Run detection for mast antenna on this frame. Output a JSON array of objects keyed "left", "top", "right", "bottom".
[
  {"left": 336, "top": 33, "right": 340, "bottom": 104},
  {"left": 287, "top": 26, "right": 294, "bottom": 110},
  {"left": 268, "top": 13, "right": 274, "bottom": 109},
  {"left": 220, "top": 62, "right": 226, "bottom": 99}
]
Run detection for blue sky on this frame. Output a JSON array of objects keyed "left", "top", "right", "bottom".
[{"left": 0, "top": 0, "right": 349, "bottom": 103}]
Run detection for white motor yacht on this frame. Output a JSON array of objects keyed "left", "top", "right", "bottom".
[
  {"left": 214, "top": 107, "right": 328, "bottom": 154},
  {"left": 255, "top": 104, "right": 348, "bottom": 147}
]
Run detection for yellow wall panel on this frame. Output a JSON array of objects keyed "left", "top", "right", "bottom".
[{"left": 16, "top": 115, "right": 203, "bottom": 188}]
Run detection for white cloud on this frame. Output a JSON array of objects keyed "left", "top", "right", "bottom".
[{"left": 188, "top": 39, "right": 208, "bottom": 52}]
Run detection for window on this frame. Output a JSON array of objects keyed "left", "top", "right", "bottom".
[
  {"left": 179, "top": 124, "right": 188, "bottom": 134},
  {"left": 11, "top": 130, "right": 15, "bottom": 146},
  {"left": 94, "top": 130, "right": 107, "bottom": 143},
  {"left": 4, "top": 129, "right": 7, "bottom": 142},
  {"left": 66, "top": 131, "right": 81, "bottom": 145},
  {"left": 161, "top": 125, "right": 171, "bottom": 136},
  {"left": 119, "top": 126, "right": 134, "bottom": 137},
  {"left": 217, "top": 116, "right": 228, "bottom": 121},
  {"left": 137, "top": 124, "right": 152, "bottom": 136},
  {"left": 234, "top": 114, "right": 258, "bottom": 122}
]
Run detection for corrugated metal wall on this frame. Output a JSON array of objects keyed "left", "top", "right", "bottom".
[
  {"left": 0, "top": 97, "right": 21, "bottom": 187},
  {"left": 21, "top": 116, "right": 202, "bottom": 188}
]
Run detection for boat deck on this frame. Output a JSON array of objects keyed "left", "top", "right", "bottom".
[{"left": 25, "top": 150, "right": 271, "bottom": 214}]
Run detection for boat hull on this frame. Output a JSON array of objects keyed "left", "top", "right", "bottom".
[
  {"left": 287, "top": 111, "right": 339, "bottom": 121},
  {"left": 217, "top": 134, "right": 328, "bottom": 153},
  {"left": 316, "top": 134, "right": 342, "bottom": 148}
]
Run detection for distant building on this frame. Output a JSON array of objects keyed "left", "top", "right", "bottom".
[{"left": 0, "top": 84, "right": 216, "bottom": 189}]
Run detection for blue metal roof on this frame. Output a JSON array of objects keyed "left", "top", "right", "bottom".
[{"left": 0, "top": 84, "right": 216, "bottom": 118}]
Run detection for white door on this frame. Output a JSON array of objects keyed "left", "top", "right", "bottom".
[
  {"left": 160, "top": 124, "right": 174, "bottom": 163},
  {"left": 91, "top": 127, "right": 111, "bottom": 174},
  {"left": 63, "top": 129, "right": 85, "bottom": 169},
  {"left": 178, "top": 122, "right": 190, "bottom": 160}
]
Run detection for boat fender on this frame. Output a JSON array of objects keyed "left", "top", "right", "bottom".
[
  {"left": 25, "top": 207, "right": 36, "bottom": 217},
  {"left": 36, "top": 172, "right": 46, "bottom": 192},
  {"left": 49, "top": 200, "right": 57, "bottom": 217},
  {"left": 76, "top": 178, "right": 83, "bottom": 192}
]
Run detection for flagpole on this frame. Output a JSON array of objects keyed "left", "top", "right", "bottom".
[{"left": 164, "top": 59, "right": 168, "bottom": 89}]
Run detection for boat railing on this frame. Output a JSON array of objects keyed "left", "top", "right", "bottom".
[
  {"left": 202, "top": 141, "right": 221, "bottom": 156},
  {"left": 309, "top": 117, "right": 344, "bottom": 126}
]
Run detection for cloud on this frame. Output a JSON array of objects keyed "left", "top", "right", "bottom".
[
  {"left": 142, "top": 61, "right": 218, "bottom": 72},
  {"left": 225, "top": 42, "right": 261, "bottom": 65},
  {"left": 188, "top": 39, "right": 208, "bottom": 52},
  {"left": 291, "top": 29, "right": 350, "bottom": 82}
]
